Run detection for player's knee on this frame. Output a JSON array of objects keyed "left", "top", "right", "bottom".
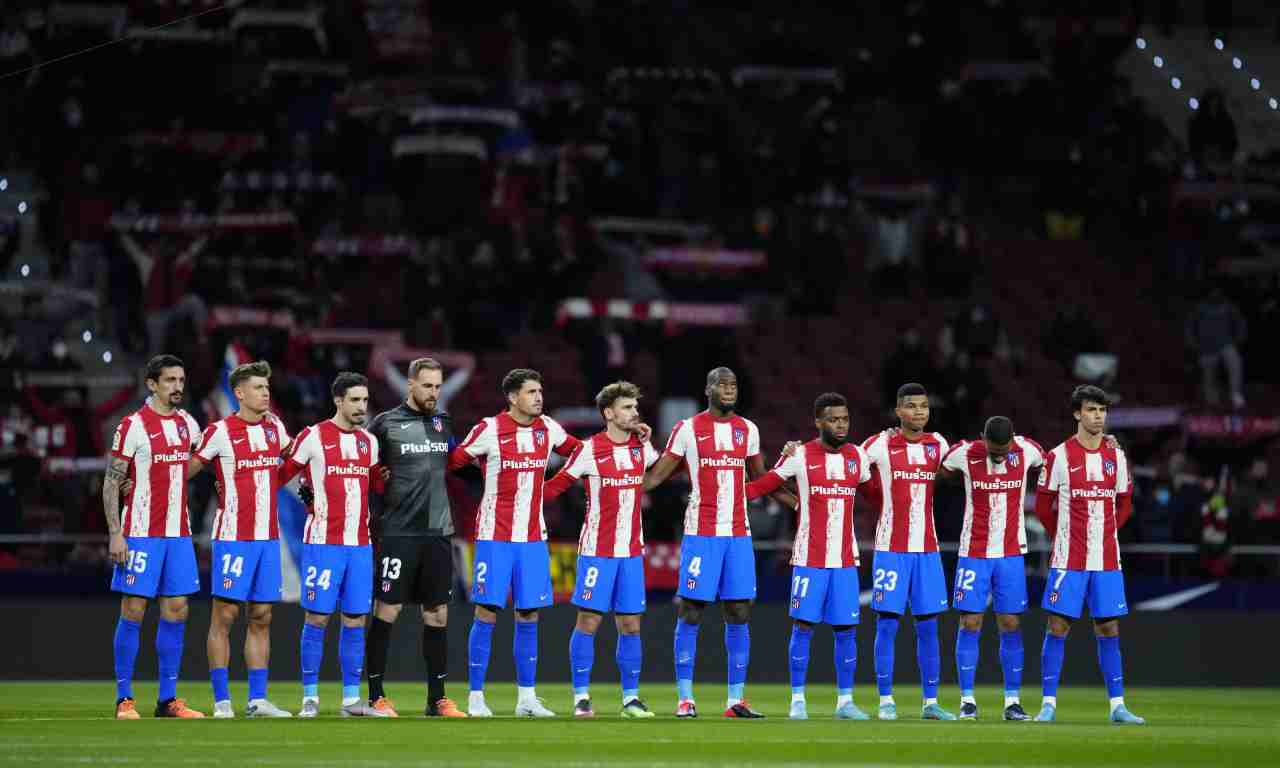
[
  {"left": 474, "top": 604, "right": 499, "bottom": 624},
  {"left": 722, "top": 600, "right": 751, "bottom": 624},
  {"left": 615, "top": 614, "right": 642, "bottom": 635},
  {"left": 375, "top": 601, "right": 402, "bottom": 623},
  {"left": 793, "top": 618, "right": 816, "bottom": 631},
  {"left": 1093, "top": 619, "right": 1120, "bottom": 637},
  {"left": 421, "top": 604, "right": 447, "bottom": 627},
  {"left": 959, "top": 612, "right": 984, "bottom": 632},
  {"left": 211, "top": 599, "right": 240, "bottom": 627},
  {"left": 996, "top": 614, "right": 1020, "bottom": 633},
  {"left": 575, "top": 611, "right": 603, "bottom": 634},
  {"left": 159, "top": 597, "right": 189, "bottom": 623},
  {"left": 1046, "top": 615, "right": 1071, "bottom": 637},
  {"left": 305, "top": 611, "right": 330, "bottom": 628},
  {"left": 120, "top": 596, "right": 147, "bottom": 623},
  {"left": 514, "top": 608, "right": 539, "bottom": 623},
  {"left": 248, "top": 604, "right": 273, "bottom": 627},
  {"left": 831, "top": 624, "right": 854, "bottom": 633},
  {"left": 340, "top": 613, "right": 366, "bottom": 628}
]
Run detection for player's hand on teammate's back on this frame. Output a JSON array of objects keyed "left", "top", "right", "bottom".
[
  {"left": 1104, "top": 433, "right": 1121, "bottom": 449},
  {"left": 379, "top": 465, "right": 391, "bottom": 482},
  {"left": 120, "top": 479, "right": 134, "bottom": 497},
  {"left": 108, "top": 532, "right": 129, "bottom": 566},
  {"left": 297, "top": 482, "right": 314, "bottom": 507},
  {"left": 781, "top": 440, "right": 802, "bottom": 457}
]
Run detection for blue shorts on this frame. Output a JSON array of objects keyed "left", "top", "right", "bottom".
[
  {"left": 870, "top": 551, "right": 949, "bottom": 616},
  {"left": 790, "top": 565, "right": 861, "bottom": 626},
  {"left": 471, "top": 540, "right": 553, "bottom": 611},
  {"left": 676, "top": 535, "right": 756, "bottom": 603},
  {"left": 953, "top": 555, "right": 1029, "bottom": 615},
  {"left": 212, "top": 540, "right": 283, "bottom": 603},
  {"left": 1042, "top": 568, "right": 1128, "bottom": 620},
  {"left": 572, "top": 555, "right": 647, "bottom": 614},
  {"left": 300, "top": 543, "right": 373, "bottom": 616},
  {"left": 110, "top": 536, "right": 201, "bottom": 598}
]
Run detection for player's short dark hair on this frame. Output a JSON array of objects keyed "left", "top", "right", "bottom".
[
  {"left": 896, "top": 382, "right": 927, "bottom": 404},
  {"left": 144, "top": 354, "right": 184, "bottom": 383},
  {"left": 706, "top": 367, "right": 736, "bottom": 388},
  {"left": 983, "top": 416, "right": 1014, "bottom": 444},
  {"left": 408, "top": 357, "right": 442, "bottom": 379},
  {"left": 332, "top": 371, "right": 369, "bottom": 399},
  {"left": 228, "top": 360, "right": 272, "bottom": 391},
  {"left": 502, "top": 368, "right": 542, "bottom": 396},
  {"left": 814, "top": 392, "right": 848, "bottom": 418},
  {"left": 1070, "top": 385, "right": 1111, "bottom": 412},
  {"left": 596, "top": 381, "right": 641, "bottom": 416}
]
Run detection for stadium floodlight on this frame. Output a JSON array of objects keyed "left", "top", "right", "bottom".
[
  {"left": 1136, "top": 37, "right": 1147, "bottom": 50},
  {"left": 1214, "top": 38, "right": 1224, "bottom": 50},
  {"left": 102, "top": 350, "right": 113, "bottom": 364},
  {"left": 1189, "top": 97, "right": 1200, "bottom": 110},
  {"left": 1233, "top": 57, "right": 1243, "bottom": 69},
  {"left": 1271, "top": 98, "right": 1278, "bottom": 110},
  {"left": 1251, "top": 78, "right": 1261, "bottom": 90},
  {"left": 82, "top": 330, "right": 92, "bottom": 343},
  {"left": 0, "top": 178, "right": 6, "bottom": 191},
  {"left": 1153, "top": 56, "right": 1164, "bottom": 68},
  {"left": 17, "top": 201, "right": 26, "bottom": 214},
  {"left": 1172, "top": 77, "right": 1182, "bottom": 89},
  {"left": 19, "top": 263, "right": 30, "bottom": 277}
]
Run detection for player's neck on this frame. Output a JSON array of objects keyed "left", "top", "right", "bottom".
[
  {"left": 404, "top": 398, "right": 433, "bottom": 415},
  {"left": 819, "top": 437, "right": 842, "bottom": 452},
  {"left": 1075, "top": 428, "right": 1103, "bottom": 450},
  {"left": 707, "top": 405, "right": 735, "bottom": 420},
  {"left": 605, "top": 423, "right": 632, "bottom": 443},
  {"left": 236, "top": 408, "right": 266, "bottom": 424},
  {"left": 507, "top": 408, "right": 535, "bottom": 427},
  {"left": 898, "top": 425, "right": 925, "bottom": 441},
  {"left": 149, "top": 400, "right": 176, "bottom": 417},
  {"left": 330, "top": 415, "right": 356, "bottom": 432}
]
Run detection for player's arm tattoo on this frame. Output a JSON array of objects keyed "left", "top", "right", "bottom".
[{"left": 102, "top": 456, "right": 130, "bottom": 536}]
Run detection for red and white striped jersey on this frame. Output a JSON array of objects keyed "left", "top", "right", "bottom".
[
  {"left": 110, "top": 404, "right": 201, "bottom": 538},
  {"left": 1039, "top": 436, "right": 1132, "bottom": 571},
  {"left": 664, "top": 411, "right": 761, "bottom": 537},
  {"left": 287, "top": 421, "right": 380, "bottom": 546},
  {"left": 862, "top": 429, "right": 950, "bottom": 553},
  {"left": 771, "top": 440, "right": 871, "bottom": 568},
  {"left": 196, "top": 413, "right": 291, "bottom": 541},
  {"left": 558, "top": 432, "right": 659, "bottom": 558},
  {"left": 942, "top": 436, "right": 1045, "bottom": 559},
  {"left": 457, "top": 412, "right": 577, "bottom": 542}
]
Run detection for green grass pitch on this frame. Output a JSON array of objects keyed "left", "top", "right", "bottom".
[{"left": 3, "top": 682, "right": 1276, "bottom": 766}]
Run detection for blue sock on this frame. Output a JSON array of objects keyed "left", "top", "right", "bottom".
[
  {"left": 339, "top": 625, "right": 365, "bottom": 701},
  {"left": 113, "top": 617, "right": 140, "bottom": 701},
  {"left": 1096, "top": 635, "right": 1125, "bottom": 699},
  {"left": 467, "top": 619, "right": 494, "bottom": 692},
  {"left": 514, "top": 621, "right": 538, "bottom": 688},
  {"left": 916, "top": 617, "right": 941, "bottom": 701},
  {"left": 569, "top": 629, "right": 594, "bottom": 695},
  {"left": 616, "top": 633, "right": 642, "bottom": 701},
  {"left": 210, "top": 667, "right": 230, "bottom": 703},
  {"left": 788, "top": 625, "right": 812, "bottom": 693},
  {"left": 1041, "top": 633, "right": 1066, "bottom": 698},
  {"left": 999, "top": 629, "right": 1024, "bottom": 696},
  {"left": 834, "top": 628, "right": 856, "bottom": 695},
  {"left": 300, "top": 623, "right": 325, "bottom": 698},
  {"left": 874, "top": 615, "right": 899, "bottom": 696},
  {"left": 955, "top": 627, "right": 980, "bottom": 697},
  {"left": 724, "top": 622, "right": 749, "bottom": 702},
  {"left": 247, "top": 668, "right": 268, "bottom": 702},
  {"left": 155, "top": 619, "right": 185, "bottom": 703},
  {"left": 674, "top": 619, "right": 698, "bottom": 701}
]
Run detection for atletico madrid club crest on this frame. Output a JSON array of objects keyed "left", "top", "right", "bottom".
[
  {"left": 265, "top": 427, "right": 277, "bottom": 444},
  {"left": 307, "top": 590, "right": 316, "bottom": 602},
  {"left": 223, "top": 577, "right": 233, "bottom": 590},
  {"left": 847, "top": 458, "right": 858, "bottom": 475},
  {"left": 875, "top": 591, "right": 885, "bottom": 602},
  {"left": 382, "top": 580, "right": 391, "bottom": 592},
  {"left": 177, "top": 424, "right": 188, "bottom": 441},
  {"left": 631, "top": 447, "right": 642, "bottom": 463},
  {"left": 432, "top": 416, "right": 443, "bottom": 432},
  {"left": 358, "top": 439, "right": 368, "bottom": 455},
  {"left": 534, "top": 430, "right": 546, "bottom": 447},
  {"left": 1104, "top": 460, "right": 1116, "bottom": 477},
  {"left": 1048, "top": 591, "right": 1060, "bottom": 604},
  {"left": 1008, "top": 452, "right": 1020, "bottom": 468},
  {"left": 125, "top": 574, "right": 136, "bottom": 586},
  {"left": 476, "top": 583, "right": 486, "bottom": 596},
  {"left": 733, "top": 429, "right": 744, "bottom": 446},
  {"left": 926, "top": 445, "right": 938, "bottom": 461},
  {"left": 686, "top": 579, "right": 697, "bottom": 590},
  {"left": 791, "top": 598, "right": 801, "bottom": 610},
  {"left": 955, "top": 590, "right": 965, "bottom": 603},
  {"left": 582, "top": 590, "right": 593, "bottom": 601}
]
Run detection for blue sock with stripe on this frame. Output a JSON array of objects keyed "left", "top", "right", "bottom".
[
  {"left": 874, "top": 615, "right": 898, "bottom": 697},
  {"left": 1041, "top": 633, "right": 1066, "bottom": 699},
  {"left": 999, "top": 629, "right": 1024, "bottom": 697},
  {"left": 788, "top": 625, "right": 812, "bottom": 693},
  {"left": 155, "top": 619, "right": 185, "bottom": 703},
  {"left": 616, "top": 633, "right": 642, "bottom": 701},
  {"left": 955, "top": 627, "right": 980, "bottom": 698},
  {"left": 724, "top": 622, "right": 749, "bottom": 703},
  {"left": 834, "top": 628, "right": 856, "bottom": 696},
  {"left": 339, "top": 625, "right": 365, "bottom": 702},
  {"left": 513, "top": 621, "right": 538, "bottom": 688},
  {"left": 674, "top": 619, "right": 698, "bottom": 701},
  {"left": 569, "top": 629, "right": 594, "bottom": 696},
  {"left": 300, "top": 623, "right": 324, "bottom": 698},
  {"left": 1096, "top": 635, "right": 1125, "bottom": 699},
  {"left": 467, "top": 619, "right": 494, "bottom": 692},
  {"left": 916, "top": 617, "right": 941, "bottom": 701},
  {"left": 113, "top": 617, "right": 140, "bottom": 702}
]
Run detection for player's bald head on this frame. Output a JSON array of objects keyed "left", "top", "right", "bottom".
[{"left": 706, "top": 367, "right": 736, "bottom": 390}]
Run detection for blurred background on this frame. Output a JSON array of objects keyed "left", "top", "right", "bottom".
[{"left": 1, "top": 0, "right": 1279, "bottom": 615}]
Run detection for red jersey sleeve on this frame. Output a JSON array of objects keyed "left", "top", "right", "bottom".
[{"left": 745, "top": 470, "right": 785, "bottom": 501}]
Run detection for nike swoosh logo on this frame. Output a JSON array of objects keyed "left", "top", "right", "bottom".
[
  {"left": 1112, "top": 677, "right": 1123, "bottom": 682},
  {"left": 436, "top": 674, "right": 447, "bottom": 679},
  {"left": 233, "top": 439, "right": 245, "bottom": 445},
  {"left": 843, "top": 658, "right": 855, "bottom": 663},
  {"left": 576, "top": 668, "right": 590, "bottom": 673},
  {"left": 891, "top": 449, "right": 905, "bottom": 455},
  {"left": 1013, "top": 667, "right": 1023, "bottom": 672},
  {"left": 791, "top": 657, "right": 806, "bottom": 661},
  {"left": 970, "top": 459, "right": 985, "bottom": 464},
  {"left": 150, "top": 433, "right": 162, "bottom": 438},
  {"left": 960, "top": 666, "right": 975, "bottom": 671},
  {"left": 528, "top": 657, "right": 537, "bottom": 662},
  {"left": 735, "top": 664, "right": 746, "bottom": 669},
  {"left": 539, "top": 594, "right": 548, "bottom": 600},
  {"left": 927, "top": 679, "right": 938, "bottom": 685},
  {"left": 399, "top": 423, "right": 412, "bottom": 429},
  {"left": 1070, "top": 466, "right": 1082, "bottom": 472},
  {"left": 808, "top": 465, "right": 821, "bottom": 470},
  {"left": 501, "top": 439, "right": 514, "bottom": 444},
  {"left": 324, "top": 444, "right": 336, "bottom": 449}
]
